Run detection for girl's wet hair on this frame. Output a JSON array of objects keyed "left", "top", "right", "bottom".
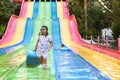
[
  {"left": 41, "top": 25, "right": 48, "bottom": 31},
  {"left": 39, "top": 25, "right": 49, "bottom": 37}
]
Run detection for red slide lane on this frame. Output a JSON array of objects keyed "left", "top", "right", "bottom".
[
  {"left": 19, "top": 1, "right": 27, "bottom": 18},
  {"left": 62, "top": 1, "right": 69, "bottom": 19},
  {"left": 0, "top": 1, "right": 27, "bottom": 44},
  {"left": 62, "top": 1, "right": 120, "bottom": 60}
]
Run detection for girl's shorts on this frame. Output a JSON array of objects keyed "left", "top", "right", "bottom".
[{"left": 36, "top": 49, "right": 48, "bottom": 59}]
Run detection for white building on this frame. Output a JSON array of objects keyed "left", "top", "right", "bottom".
[{"left": 101, "top": 28, "right": 113, "bottom": 40}]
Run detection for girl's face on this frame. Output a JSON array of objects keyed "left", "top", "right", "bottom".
[{"left": 41, "top": 27, "right": 47, "bottom": 35}]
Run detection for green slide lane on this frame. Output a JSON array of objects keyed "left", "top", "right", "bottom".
[
  {"left": 1, "top": 19, "right": 41, "bottom": 80},
  {"left": 0, "top": 2, "right": 55, "bottom": 80},
  {"left": 45, "top": 2, "right": 51, "bottom": 19},
  {"left": 38, "top": 2, "right": 45, "bottom": 19}
]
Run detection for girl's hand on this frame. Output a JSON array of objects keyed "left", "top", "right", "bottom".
[
  {"left": 48, "top": 49, "right": 51, "bottom": 52},
  {"left": 35, "top": 40, "right": 39, "bottom": 51},
  {"left": 48, "top": 41, "right": 53, "bottom": 52}
]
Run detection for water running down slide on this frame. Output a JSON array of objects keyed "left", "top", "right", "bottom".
[
  {"left": 0, "top": 2, "right": 55, "bottom": 79},
  {"left": 2, "top": 1, "right": 111, "bottom": 80},
  {"left": 69, "top": 15, "right": 120, "bottom": 80},
  {"left": 59, "top": 15, "right": 111, "bottom": 80},
  {"left": 0, "top": 1, "right": 37, "bottom": 78},
  {"left": 0, "top": 0, "right": 119, "bottom": 80},
  {"left": 62, "top": 1, "right": 120, "bottom": 80},
  {"left": 0, "top": 1, "right": 36, "bottom": 78},
  {"left": 51, "top": 1, "right": 111, "bottom": 80}
]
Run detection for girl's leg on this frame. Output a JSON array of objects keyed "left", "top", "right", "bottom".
[
  {"left": 38, "top": 56, "right": 44, "bottom": 68},
  {"left": 43, "top": 58, "right": 49, "bottom": 68},
  {"left": 42, "top": 52, "right": 49, "bottom": 68},
  {"left": 42, "top": 58, "right": 47, "bottom": 65},
  {"left": 39, "top": 56, "right": 43, "bottom": 64}
]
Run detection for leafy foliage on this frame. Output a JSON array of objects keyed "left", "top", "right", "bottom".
[
  {"left": 0, "top": 24, "right": 6, "bottom": 38},
  {"left": 0, "top": 0, "right": 20, "bottom": 25},
  {"left": 111, "top": 0, "right": 120, "bottom": 39},
  {"left": 87, "top": 1, "right": 112, "bottom": 36},
  {"left": 69, "top": 0, "right": 120, "bottom": 39},
  {"left": 0, "top": 0, "right": 20, "bottom": 37}
]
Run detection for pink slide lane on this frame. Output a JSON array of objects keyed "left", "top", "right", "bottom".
[
  {"left": 62, "top": 1, "right": 70, "bottom": 19},
  {"left": 0, "top": 1, "right": 27, "bottom": 44}
]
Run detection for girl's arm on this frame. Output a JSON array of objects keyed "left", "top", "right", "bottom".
[
  {"left": 48, "top": 41, "right": 53, "bottom": 52},
  {"left": 35, "top": 40, "right": 39, "bottom": 50}
]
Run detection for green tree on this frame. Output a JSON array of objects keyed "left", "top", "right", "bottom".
[
  {"left": 111, "top": 0, "right": 120, "bottom": 39},
  {"left": 0, "top": 0, "right": 19, "bottom": 25},
  {"left": 68, "top": 0, "right": 85, "bottom": 37},
  {"left": 87, "top": 1, "right": 112, "bottom": 36},
  {"left": 0, "top": 0, "right": 20, "bottom": 37},
  {"left": 69, "top": 0, "right": 112, "bottom": 37}
]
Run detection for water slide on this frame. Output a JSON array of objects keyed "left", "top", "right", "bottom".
[
  {"left": 61, "top": 1, "right": 120, "bottom": 80},
  {"left": 0, "top": 1, "right": 40, "bottom": 55},
  {"left": 0, "top": 0, "right": 120, "bottom": 80},
  {"left": 0, "top": 2, "right": 34, "bottom": 48},
  {"left": 52, "top": 8, "right": 109, "bottom": 80},
  {"left": 0, "top": 1, "right": 27, "bottom": 44},
  {"left": 0, "top": 1, "right": 55, "bottom": 79}
]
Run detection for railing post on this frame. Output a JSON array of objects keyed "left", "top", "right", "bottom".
[
  {"left": 98, "top": 36, "right": 100, "bottom": 46},
  {"left": 106, "top": 37, "right": 108, "bottom": 49},
  {"left": 118, "top": 38, "right": 120, "bottom": 52},
  {"left": 90, "top": 36, "right": 92, "bottom": 44}
]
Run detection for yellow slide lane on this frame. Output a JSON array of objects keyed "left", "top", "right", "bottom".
[
  {"left": 60, "top": 19, "right": 120, "bottom": 80},
  {"left": 57, "top": 2, "right": 64, "bottom": 19},
  {"left": 25, "top": 2, "right": 34, "bottom": 18},
  {"left": 0, "top": 18, "right": 26, "bottom": 48}
]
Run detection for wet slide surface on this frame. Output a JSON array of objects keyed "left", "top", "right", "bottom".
[
  {"left": 0, "top": 2, "right": 55, "bottom": 80},
  {"left": 69, "top": 15, "right": 120, "bottom": 80},
  {"left": 61, "top": 2, "right": 120, "bottom": 80},
  {"left": 53, "top": 19, "right": 109, "bottom": 80},
  {"left": 52, "top": 2, "right": 111, "bottom": 80},
  {"left": 0, "top": 1, "right": 120, "bottom": 80}
]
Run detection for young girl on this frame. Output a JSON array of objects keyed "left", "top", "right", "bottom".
[{"left": 35, "top": 25, "right": 53, "bottom": 68}]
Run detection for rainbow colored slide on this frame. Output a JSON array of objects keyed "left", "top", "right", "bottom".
[{"left": 0, "top": 0, "right": 120, "bottom": 80}]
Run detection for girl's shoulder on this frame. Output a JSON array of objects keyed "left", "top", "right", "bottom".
[
  {"left": 47, "top": 35, "right": 51, "bottom": 37},
  {"left": 46, "top": 35, "right": 52, "bottom": 41},
  {"left": 47, "top": 35, "right": 52, "bottom": 38}
]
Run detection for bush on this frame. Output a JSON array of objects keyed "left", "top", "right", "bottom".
[{"left": 0, "top": 24, "right": 6, "bottom": 38}]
